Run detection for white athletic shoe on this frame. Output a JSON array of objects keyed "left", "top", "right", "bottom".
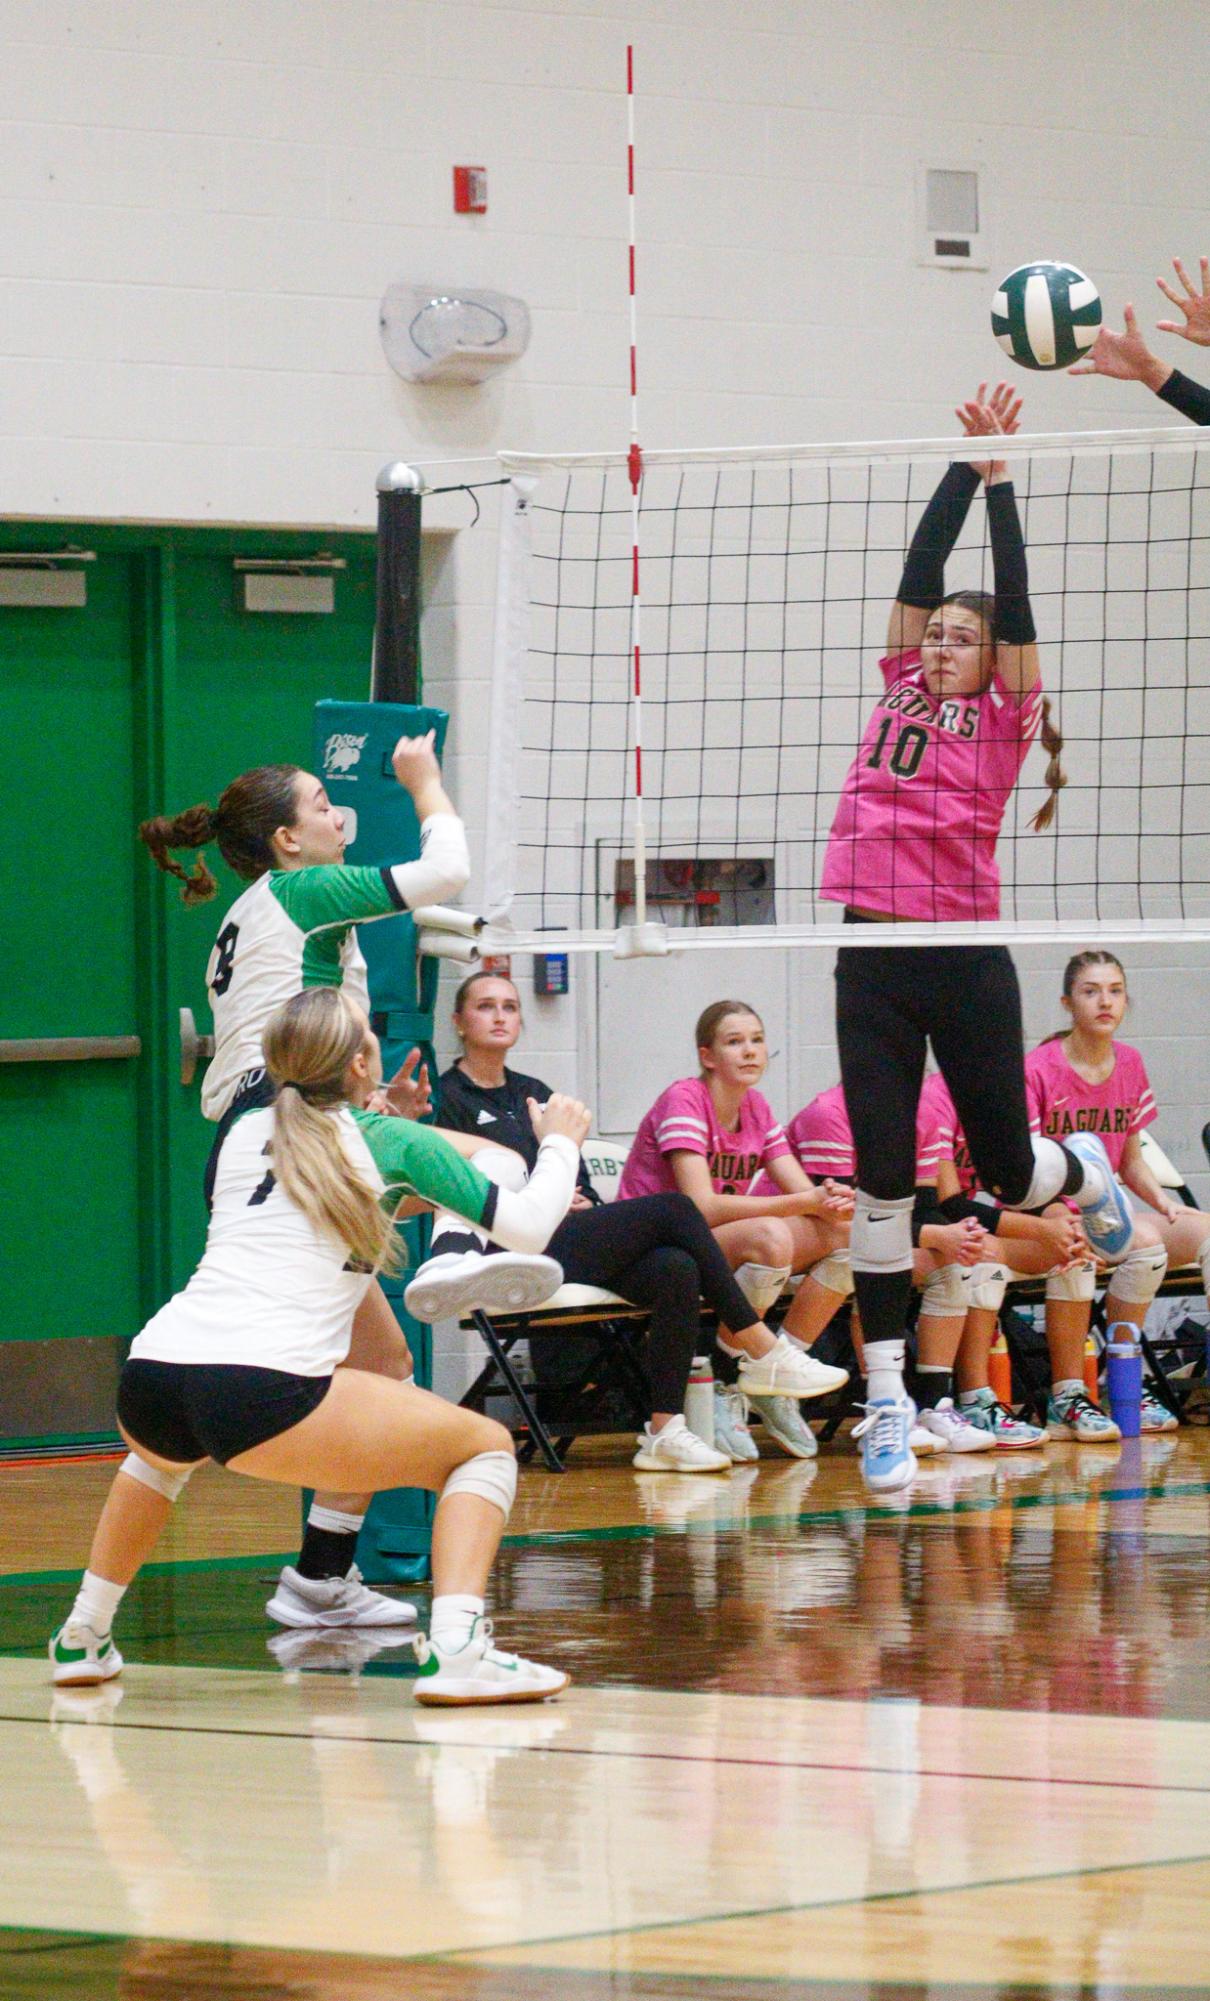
[
  {"left": 747, "top": 1393, "right": 819, "bottom": 1459},
  {"left": 736, "top": 1334, "right": 849, "bottom": 1401},
  {"left": 712, "top": 1384, "right": 760, "bottom": 1462},
  {"left": 404, "top": 1250, "right": 563, "bottom": 1323},
  {"left": 633, "top": 1413, "right": 732, "bottom": 1473},
  {"left": 49, "top": 1621, "right": 123, "bottom": 1688},
  {"left": 413, "top": 1619, "right": 569, "bottom": 1706},
  {"left": 853, "top": 1397, "right": 918, "bottom": 1493},
  {"left": 265, "top": 1564, "right": 419, "bottom": 1630},
  {"left": 908, "top": 1422, "right": 943, "bottom": 1458},
  {"left": 915, "top": 1398, "right": 997, "bottom": 1454}
]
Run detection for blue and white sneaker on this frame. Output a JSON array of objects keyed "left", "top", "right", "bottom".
[
  {"left": 1063, "top": 1133, "right": 1135, "bottom": 1261},
  {"left": 853, "top": 1398, "right": 918, "bottom": 1493},
  {"left": 1140, "top": 1384, "right": 1179, "bottom": 1433},
  {"left": 1046, "top": 1388, "right": 1121, "bottom": 1442},
  {"left": 959, "top": 1386, "right": 1047, "bottom": 1450},
  {"left": 712, "top": 1384, "right": 760, "bottom": 1462},
  {"left": 747, "top": 1392, "right": 819, "bottom": 1460}
]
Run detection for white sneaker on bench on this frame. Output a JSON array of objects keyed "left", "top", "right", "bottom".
[{"left": 404, "top": 1250, "right": 563, "bottom": 1323}]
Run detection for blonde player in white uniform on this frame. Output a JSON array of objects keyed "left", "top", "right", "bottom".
[
  {"left": 139, "top": 732, "right": 552, "bottom": 1631},
  {"left": 51, "top": 988, "right": 588, "bottom": 1706}
]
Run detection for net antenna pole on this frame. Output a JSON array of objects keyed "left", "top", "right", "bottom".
[
  {"left": 372, "top": 461, "right": 424, "bottom": 703},
  {"left": 617, "top": 44, "right": 667, "bottom": 959}
]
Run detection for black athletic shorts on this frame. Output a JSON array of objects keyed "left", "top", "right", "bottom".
[
  {"left": 203, "top": 1069, "right": 276, "bottom": 1212},
  {"left": 117, "top": 1359, "right": 331, "bottom": 1467}
]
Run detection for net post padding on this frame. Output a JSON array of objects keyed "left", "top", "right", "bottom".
[{"left": 488, "top": 423, "right": 1210, "bottom": 955}]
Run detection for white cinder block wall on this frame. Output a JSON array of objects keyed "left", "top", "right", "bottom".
[{"left": 6, "top": 2, "right": 1210, "bottom": 1392}]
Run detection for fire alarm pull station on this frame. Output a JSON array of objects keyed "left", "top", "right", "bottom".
[{"left": 453, "top": 166, "right": 487, "bottom": 214}]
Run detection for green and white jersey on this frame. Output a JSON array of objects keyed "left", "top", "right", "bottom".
[
  {"left": 200, "top": 812, "right": 468, "bottom": 1120},
  {"left": 131, "top": 1103, "right": 496, "bottom": 1377}
]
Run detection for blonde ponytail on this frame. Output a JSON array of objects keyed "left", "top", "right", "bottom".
[
  {"left": 262, "top": 989, "right": 402, "bottom": 1276},
  {"left": 1029, "top": 697, "right": 1067, "bottom": 833}
]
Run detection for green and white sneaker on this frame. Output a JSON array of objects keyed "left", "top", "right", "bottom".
[
  {"left": 413, "top": 1618, "right": 568, "bottom": 1706},
  {"left": 959, "top": 1386, "right": 1047, "bottom": 1451},
  {"left": 747, "top": 1393, "right": 819, "bottom": 1459},
  {"left": 1140, "top": 1384, "right": 1179, "bottom": 1433},
  {"left": 712, "top": 1384, "right": 760, "bottom": 1462},
  {"left": 1046, "top": 1389, "right": 1122, "bottom": 1443},
  {"left": 49, "top": 1621, "right": 123, "bottom": 1688}
]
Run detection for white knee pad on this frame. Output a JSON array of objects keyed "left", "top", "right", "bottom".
[
  {"left": 851, "top": 1190, "right": 914, "bottom": 1275},
  {"left": 441, "top": 1448, "right": 518, "bottom": 1522},
  {"left": 965, "top": 1261, "right": 1010, "bottom": 1314},
  {"left": 1105, "top": 1239, "right": 1167, "bottom": 1307},
  {"left": 734, "top": 1261, "right": 793, "bottom": 1318},
  {"left": 119, "top": 1452, "right": 195, "bottom": 1502},
  {"left": 917, "top": 1262, "right": 968, "bottom": 1318},
  {"left": 809, "top": 1249, "right": 853, "bottom": 1299},
  {"left": 1045, "top": 1259, "right": 1097, "bottom": 1304}
]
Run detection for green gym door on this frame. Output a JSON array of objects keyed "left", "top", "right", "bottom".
[{"left": 0, "top": 527, "right": 378, "bottom": 1450}]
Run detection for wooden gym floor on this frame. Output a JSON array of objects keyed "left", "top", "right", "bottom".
[{"left": 3, "top": 1424, "right": 1210, "bottom": 1999}]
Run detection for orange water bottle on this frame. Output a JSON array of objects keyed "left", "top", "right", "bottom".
[
  {"left": 1083, "top": 1334, "right": 1101, "bottom": 1403},
  {"left": 988, "top": 1332, "right": 1013, "bottom": 1406}
]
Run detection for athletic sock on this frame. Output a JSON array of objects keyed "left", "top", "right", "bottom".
[
  {"left": 296, "top": 1505, "right": 364, "bottom": 1581},
  {"left": 430, "top": 1593, "right": 485, "bottom": 1652},
  {"left": 957, "top": 1388, "right": 983, "bottom": 1408},
  {"left": 915, "top": 1366, "right": 952, "bottom": 1411},
  {"left": 70, "top": 1570, "right": 127, "bottom": 1637},
  {"left": 1052, "top": 1377, "right": 1083, "bottom": 1404},
  {"left": 429, "top": 1229, "right": 484, "bottom": 1258},
  {"left": 864, "top": 1338, "right": 907, "bottom": 1405}
]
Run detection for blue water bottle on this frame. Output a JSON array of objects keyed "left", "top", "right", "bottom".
[{"left": 1105, "top": 1322, "right": 1143, "bottom": 1438}]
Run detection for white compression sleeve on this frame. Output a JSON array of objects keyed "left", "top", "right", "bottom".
[
  {"left": 483, "top": 1134, "right": 580, "bottom": 1254},
  {"left": 386, "top": 814, "right": 471, "bottom": 910}
]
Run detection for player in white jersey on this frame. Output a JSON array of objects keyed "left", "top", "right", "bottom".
[
  {"left": 139, "top": 732, "right": 555, "bottom": 1631},
  {"left": 51, "top": 988, "right": 588, "bottom": 1705}
]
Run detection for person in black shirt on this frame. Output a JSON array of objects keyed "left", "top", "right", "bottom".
[
  {"left": 1070, "top": 252, "right": 1210, "bottom": 422},
  {"left": 428, "top": 973, "right": 847, "bottom": 1473}
]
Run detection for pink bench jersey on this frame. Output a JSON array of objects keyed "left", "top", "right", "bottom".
[
  {"left": 1025, "top": 1038, "right": 1156, "bottom": 1175},
  {"left": 619, "top": 1076, "right": 791, "bottom": 1199}
]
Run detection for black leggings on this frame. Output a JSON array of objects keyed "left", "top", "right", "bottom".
[
  {"left": 548, "top": 1192, "right": 757, "bottom": 1412},
  {"left": 835, "top": 943, "right": 1036, "bottom": 1206}
]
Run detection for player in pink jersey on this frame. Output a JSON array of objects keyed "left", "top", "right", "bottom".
[
  {"left": 1025, "top": 949, "right": 1197, "bottom": 1435},
  {"left": 821, "top": 385, "right": 1139, "bottom": 1494},
  {"left": 620, "top": 1000, "right": 853, "bottom": 1447}
]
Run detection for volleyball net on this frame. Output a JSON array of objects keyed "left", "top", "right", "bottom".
[{"left": 481, "top": 424, "right": 1210, "bottom": 955}]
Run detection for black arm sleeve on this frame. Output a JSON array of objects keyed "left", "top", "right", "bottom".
[
  {"left": 1157, "top": 368, "right": 1210, "bottom": 427},
  {"left": 896, "top": 462, "right": 982, "bottom": 608},
  {"left": 985, "top": 479, "right": 1036, "bottom": 647}
]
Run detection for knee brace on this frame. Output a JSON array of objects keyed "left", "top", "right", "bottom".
[
  {"left": 965, "top": 1261, "right": 1010, "bottom": 1314},
  {"left": 119, "top": 1452, "right": 195, "bottom": 1502},
  {"left": 1045, "top": 1259, "right": 1097, "bottom": 1304},
  {"left": 440, "top": 1448, "right": 518, "bottom": 1522},
  {"left": 733, "top": 1261, "right": 793, "bottom": 1318},
  {"left": 917, "top": 1262, "right": 969, "bottom": 1318},
  {"left": 1105, "top": 1239, "right": 1167, "bottom": 1307},
  {"left": 851, "top": 1190, "right": 914, "bottom": 1275},
  {"left": 809, "top": 1249, "right": 853, "bottom": 1299}
]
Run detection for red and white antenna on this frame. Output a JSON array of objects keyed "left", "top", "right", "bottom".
[{"left": 623, "top": 42, "right": 656, "bottom": 952}]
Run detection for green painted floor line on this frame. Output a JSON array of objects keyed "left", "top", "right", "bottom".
[
  {"left": 0, "top": 1549, "right": 294, "bottom": 1590},
  {"left": 1, "top": 1848, "right": 1206, "bottom": 1971}
]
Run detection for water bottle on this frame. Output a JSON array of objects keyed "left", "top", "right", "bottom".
[
  {"left": 988, "top": 1333, "right": 1013, "bottom": 1406},
  {"left": 683, "top": 1356, "right": 716, "bottom": 1448},
  {"left": 1105, "top": 1322, "right": 1143, "bottom": 1438}
]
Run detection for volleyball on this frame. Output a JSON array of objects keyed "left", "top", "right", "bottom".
[{"left": 991, "top": 261, "right": 1102, "bottom": 370}]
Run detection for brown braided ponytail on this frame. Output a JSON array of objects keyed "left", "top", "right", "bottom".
[
  {"left": 1029, "top": 698, "right": 1066, "bottom": 832},
  {"left": 139, "top": 764, "right": 301, "bottom": 905}
]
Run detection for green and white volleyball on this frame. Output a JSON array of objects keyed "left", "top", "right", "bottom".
[{"left": 991, "top": 262, "right": 1102, "bottom": 370}]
